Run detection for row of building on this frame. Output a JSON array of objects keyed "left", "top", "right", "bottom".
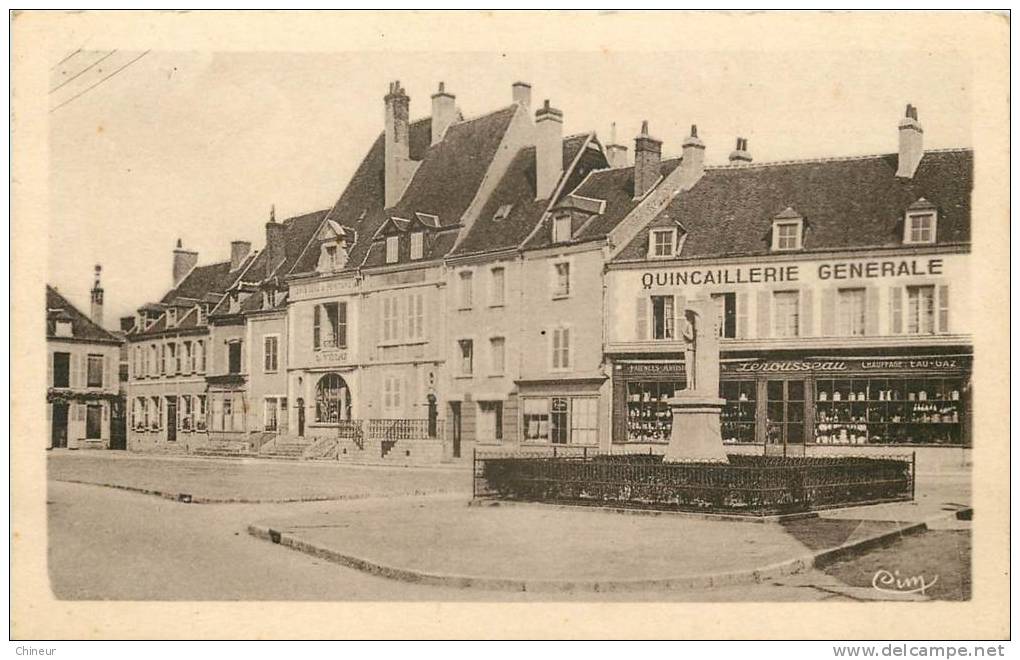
[{"left": 51, "top": 82, "right": 973, "bottom": 466}]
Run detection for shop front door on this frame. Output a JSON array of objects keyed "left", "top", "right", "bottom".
[
  {"left": 51, "top": 403, "right": 68, "bottom": 449},
  {"left": 765, "top": 379, "right": 806, "bottom": 457}
]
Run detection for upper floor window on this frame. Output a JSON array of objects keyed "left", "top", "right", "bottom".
[
  {"left": 906, "top": 285, "right": 936, "bottom": 334},
  {"left": 837, "top": 288, "right": 867, "bottom": 336},
  {"left": 459, "top": 339, "right": 474, "bottom": 375},
  {"left": 183, "top": 341, "right": 194, "bottom": 373},
  {"left": 552, "top": 261, "right": 570, "bottom": 299},
  {"left": 651, "top": 295, "right": 674, "bottom": 340},
  {"left": 227, "top": 341, "right": 242, "bottom": 374},
  {"left": 551, "top": 326, "right": 571, "bottom": 370},
  {"left": 410, "top": 232, "right": 424, "bottom": 260},
  {"left": 381, "top": 297, "right": 400, "bottom": 342},
  {"left": 905, "top": 212, "right": 937, "bottom": 245},
  {"left": 712, "top": 292, "right": 737, "bottom": 339},
  {"left": 552, "top": 213, "right": 572, "bottom": 243},
  {"left": 489, "top": 337, "right": 506, "bottom": 375},
  {"left": 385, "top": 235, "right": 399, "bottom": 264},
  {"left": 459, "top": 271, "right": 473, "bottom": 309},
  {"left": 649, "top": 228, "right": 676, "bottom": 258},
  {"left": 196, "top": 340, "right": 206, "bottom": 373},
  {"left": 314, "top": 302, "right": 347, "bottom": 350},
  {"left": 406, "top": 292, "right": 424, "bottom": 340},
  {"left": 52, "top": 352, "right": 70, "bottom": 388},
  {"left": 772, "top": 220, "right": 803, "bottom": 251},
  {"left": 263, "top": 335, "right": 279, "bottom": 372},
  {"left": 490, "top": 267, "right": 505, "bottom": 307},
  {"left": 772, "top": 290, "right": 800, "bottom": 338}
]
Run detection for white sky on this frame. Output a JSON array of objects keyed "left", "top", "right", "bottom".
[{"left": 48, "top": 48, "right": 972, "bottom": 326}]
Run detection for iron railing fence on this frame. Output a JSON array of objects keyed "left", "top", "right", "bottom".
[
  {"left": 365, "top": 418, "right": 445, "bottom": 441},
  {"left": 472, "top": 451, "right": 914, "bottom": 516}
]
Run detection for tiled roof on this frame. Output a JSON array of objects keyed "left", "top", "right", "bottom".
[
  {"left": 46, "top": 285, "right": 121, "bottom": 343},
  {"left": 290, "top": 117, "right": 435, "bottom": 275},
  {"left": 452, "top": 133, "right": 605, "bottom": 257},
  {"left": 613, "top": 149, "right": 972, "bottom": 262}
]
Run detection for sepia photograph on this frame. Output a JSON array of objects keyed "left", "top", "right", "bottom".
[{"left": 10, "top": 9, "right": 1011, "bottom": 643}]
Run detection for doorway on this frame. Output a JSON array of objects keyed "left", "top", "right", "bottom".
[
  {"left": 166, "top": 397, "right": 178, "bottom": 442},
  {"left": 85, "top": 404, "right": 102, "bottom": 440},
  {"left": 51, "top": 403, "right": 68, "bottom": 449},
  {"left": 450, "top": 402, "right": 462, "bottom": 458},
  {"left": 296, "top": 397, "right": 305, "bottom": 437},
  {"left": 765, "top": 379, "right": 806, "bottom": 457}
]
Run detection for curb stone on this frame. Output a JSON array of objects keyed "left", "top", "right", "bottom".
[{"left": 246, "top": 514, "right": 947, "bottom": 593}]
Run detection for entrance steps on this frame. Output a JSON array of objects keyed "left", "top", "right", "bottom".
[{"left": 191, "top": 438, "right": 257, "bottom": 459}]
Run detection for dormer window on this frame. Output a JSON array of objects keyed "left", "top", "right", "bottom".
[
  {"left": 410, "top": 232, "right": 424, "bottom": 260},
  {"left": 771, "top": 207, "right": 804, "bottom": 252},
  {"left": 195, "top": 305, "right": 206, "bottom": 325},
  {"left": 552, "top": 213, "right": 572, "bottom": 244},
  {"left": 167, "top": 308, "right": 177, "bottom": 327},
  {"left": 649, "top": 228, "right": 677, "bottom": 259},
  {"left": 385, "top": 235, "right": 399, "bottom": 264},
  {"left": 904, "top": 199, "right": 937, "bottom": 245},
  {"left": 55, "top": 320, "right": 72, "bottom": 338}
]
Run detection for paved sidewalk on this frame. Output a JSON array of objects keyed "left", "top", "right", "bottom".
[{"left": 249, "top": 477, "right": 970, "bottom": 592}]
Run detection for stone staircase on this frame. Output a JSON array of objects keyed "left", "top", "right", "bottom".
[
  {"left": 191, "top": 438, "right": 257, "bottom": 459},
  {"left": 258, "top": 437, "right": 311, "bottom": 460}
]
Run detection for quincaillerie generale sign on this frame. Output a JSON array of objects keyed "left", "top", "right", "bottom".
[{"left": 639, "top": 257, "right": 946, "bottom": 289}]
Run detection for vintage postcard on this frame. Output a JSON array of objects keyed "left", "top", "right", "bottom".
[{"left": 10, "top": 10, "right": 1010, "bottom": 641}]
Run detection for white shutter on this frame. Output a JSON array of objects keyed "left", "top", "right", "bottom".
[
  {"left": 636, "top": 297, "right": 648, "bottom": 340},
  {"left": 736, "top": 292, "right": 749, "bottom": 339},
  {"left": 890, "top": 287, "right": 903, "bottom": 334},
  {"left": 799, "top": 288, "right": 814, "bottom": 337},
  {"left": 104, "top": 355, "right": 111, "bottom": 389},
  {"left": 47, "top": 352, "right": 53, "bottom": 388},
  {"left": 938, "top": 285, "right": 950, "bottom": 334}
]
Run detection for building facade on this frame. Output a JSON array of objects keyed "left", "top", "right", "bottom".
[{"left": 46, "top": 272, "right": 122, "bottom": 449}]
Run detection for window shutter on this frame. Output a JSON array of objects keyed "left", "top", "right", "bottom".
[
  {"left": 938, "top": 285, "right": 950, "bottom": 333},
  {"left": 799, "top": 288, "right": 813, "bottom": 337},
  {"left": 866, "top": 285, "right": 881, "bottom": 336},
  {"left": 756, "top": 291, "right": 771, "bottom": 338},
  {"left": 820, "top": 288, "right": 836, "bottom": 336},
  {"left": 552, "top": 328, "right": 561, "bottom": 369},
  {"left": 736, "top": 292, "right": 749, "bottom": 339},
  {"left": 104, "top": 355, "right": 111, "bottom": 388},
  {"left": 563, "top": 328, "right": 571, "bottom": 368},
  {"left": 78, "top": 354, "right": 87, "bottom": 388},
  {"left": 47, "top": 352, "right": 53, "bottom": 387},
  {"left": 635, "top": 297, "right": 648, "bottom": 340},
  {"left": 890, "top": 287, "right": 903, "bottom": 334},
  {"left": 674, "top": 294, "right": 686, "bottom": 340},
  {"left": 313, "top": 305, "right": 321, "bottom": 349}
]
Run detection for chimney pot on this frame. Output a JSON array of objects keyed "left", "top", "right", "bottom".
[{"left": 728, "top": 136, "right": 752, "bottom": 164}]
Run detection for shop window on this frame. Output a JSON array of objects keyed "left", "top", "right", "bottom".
[
  {"left": 625, "top": 380, "right": 684, "bottom": 442},
  {"left": 837, "top": 288, "right": 867, "bottom": 336},
  {"left": 570, "top": 397, "right": 598, "bottom": 445},
  {"left": 523, "top": 396, "right": 597, "bottom": 445},
  {"left": 385, "top": 235, "right": 399, "bottom": 264},
  {"left": 772, "top": 291, "right": 800, "bottom": 338},
  {"left": 815, "top": 377, "right": 964, "bottom": 446},
  {"left": 766, "top": 380, "right": 806, "bottom": 448},
  {"left": 459, "top": 271, "right": 473, "bottom": 309},
  {"left": 458, "top": 339, "right": 473, "bottom": 375},
  {"left": 314, "top": 302, "right": 348, "bottom": 350},
  {"left": 651, "top": 295, "right": 674, "bottom": 340},
  {"left": 523, "top": 398, "right": 550, "bottom": 442},
  {"left": 490, "top": 267, "right": 505, "bottom": 307},
  {"left": 316, "top": 373, "right": 351, "bottom": 423},
  {"left": 53, "top": 352, "right": 70, "bottom": 388},
  {"left": 552, "top": 261, "right": 570, "bottom": 298},
  {"left": 550, "top": 397, "right": 569, "bottom": 444},
  {"left": 720, "top": 380, "right": 756, "bottom": 443},
  {"left": 551, "top": 327, "right": 570, "bottom": 370}
]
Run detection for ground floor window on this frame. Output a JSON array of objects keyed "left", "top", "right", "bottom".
[
  {"left": 196, "top": 395, "right": 207, "bottom": 431},
  {"left": 316, "top": 373, "right": 351, "bottom": 423},
  {"left": 625, "top": 380, "right": 683, "bottom": 442},
  {"left": 85, "top": 404, "right": 102, "bottom": 439},
  {"left": 264, "top": 396, "right": 287, "bottom": 432},
  {"left": 814, "top": 376, "right": 964, "bottom": 445},
  {"left": 181, "top": 395, "right": 193, "bottom": 431},
  {"left": 150, "top": 397, "right": 161, "bottom": 431},
  {"left": 523, "top": 396, "right": 598, "bottom": 445}
]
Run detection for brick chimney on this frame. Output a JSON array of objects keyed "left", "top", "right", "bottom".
[
  {"left": 431, "top": 82, "right": 457, "bottom": 146},
  {"left": 89, "top": 264, "right": 104, "bottom": 327},
  {"left": 896, "top": 103, "right": 924, "bottom": 178},
  {"left": 535, "top": 99, "right": 564, "bottom": 201},
  {"left": 512, "top": 81, "right": 532, "bottom": 112},
  {"left": 605, "top": 122, "right": 629, "bottom": 169},
  {"left": 729, "top": 137, "right": 752, "bottom": 164},
  {"left": 679, "top": 124, "right": 706, "bottom": 188},
  {"left": 230, "top": 240, "right": 251, "bottom": 272},
  {"left": 384, "top": 80, "right": 412, "bottom": 207},
  {"left": 633, "top": 120, "right": 662, "bottom": 199},
  {"left": 265, "top": 205, "right": 285, "bottom": 279},
  {"left": 172, "top": 238, "right": 198, "bottom": 288}
]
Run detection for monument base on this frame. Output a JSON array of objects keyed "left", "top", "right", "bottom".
[{"left": 663, "top": 393, "right": 729, "bottom": 464}]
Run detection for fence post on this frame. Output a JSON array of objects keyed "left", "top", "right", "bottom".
[
  {"left": 911, "top": 450, "right": 916, "bottom": 501},
  {"left": 472, "top": 447, "right": 476, "bottom": 499}
]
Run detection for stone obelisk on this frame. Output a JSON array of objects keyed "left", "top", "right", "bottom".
[{"left": 663, "top": 297, "right": 729, "bottom": 463}]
